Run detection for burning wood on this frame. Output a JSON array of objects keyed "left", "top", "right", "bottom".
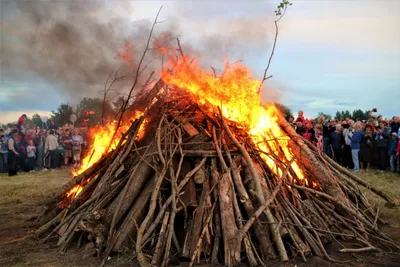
[{"left": 37, "top": 61, "right": 398, "bottom": 267}]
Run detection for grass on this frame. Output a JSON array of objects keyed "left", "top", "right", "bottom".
[
  {"left": 357, "top": 170, "right": 400, "bottom": 227},
  {"left": 0, "top": 167, "right": 398, "bottom": 225},
  {"left": 0, "top": 168, "right": 72, "bottom": 207}
]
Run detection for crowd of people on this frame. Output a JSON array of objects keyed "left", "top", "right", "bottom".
[
  {"left": 0, "top": 114, "right": 90, "bottom": 176},
  {"left": 2, "top": 111, "right": 400, "bottom": 177},
  {"left": 289, "top": 111, "right": 400, "bottom": 173}
]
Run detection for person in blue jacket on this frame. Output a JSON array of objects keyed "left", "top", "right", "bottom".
[{"left": 347, "top": 122, "right": 364, "bottom": 172}]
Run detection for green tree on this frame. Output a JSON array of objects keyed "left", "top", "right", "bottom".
[
  {"left": 51, "top": 104, "right": 74, "bottom": 126},
  {"left": 317, "top": 112, "right": 332, "bottom": 121},
  {"left": 274, "top": 102, "right": 293, "bottom": 121},
  {"left": 31, "top": 113, "right": 43, "bottom": 127},
  {"left": 352, "top": 109, "right": 370, "bottom": 121},
  {"left": 334, "top": 110, "right": 351, "bottom": 121}
]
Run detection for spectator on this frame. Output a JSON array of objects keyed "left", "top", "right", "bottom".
[
  {"left": 36, "top": 130, "right": 45, "bottom": 169},
  {"left": 320, "top": 116, "right": 331, "bottom": 157},
  {"left": 315, "top": 124, "right": 323, "bottom": 153},
  {"left": 295, "top": 119, "right": 303, "bottom": 135},
  {"left": 72, "top": 129, "right": 83, "bottom": 168},
  {"left": 296, "top": 110, "right": 305, "bottom": 124},
  {"left": 49, "top": 120, "right": 59, "bottom": 131},
  {"left": 7, "top": 129, "right": 20, "bottom": 176},
  {"left": 348, "top": 122, "right": 363, "bottom": 173},
  {"left": 375, "top": 122, "right": 390, "bottom": 172},
  {"left": 17, "top": 114, "right": 27, "bottom": 131},
  {"left": 44, "top": 129, "right": 59, "bottom": 171},
  {"left": 390, "top": 116, "right": 400, "bottom": 135},
  {"left": 26, "top": 140, "right": 36, "bottom": 172},
  {"left": 359, "top": 125, "right": 374, "bottom": 171},
  {"left": 0, "top": 134, "right": 8, "bottom": 173},
  {"left": 330, "top": 124, "right": 344, "bottom": 164},
  {"left": 342, "top": 120, "right": 354, "bottom": 169},
  {"left": 61, "top": 129, "right": 73, "bottom": 166},
  {"left": 300, "top": 120, "right": 316, "bottom": 143},
  {"left": 389, "top": 133, "right": 398, "bottom": 173}
]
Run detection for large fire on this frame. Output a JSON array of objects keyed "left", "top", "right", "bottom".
[
  {"left": 67, "top": 52, "right": 308, "bottom": 200},
  {"left": 162, "top": 59, "right": 305, "bottom": 181}
]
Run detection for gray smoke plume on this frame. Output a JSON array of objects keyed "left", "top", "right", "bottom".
[{"left": 0, "top": 0, "right": 275, "bottom": 106}]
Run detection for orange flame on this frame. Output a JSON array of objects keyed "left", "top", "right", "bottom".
[
  {"left": 73, "top": 113, "right": 143, "bottom": 177},
  {"left": 162, "top": 59, "right": 305, "bottom": 181}
]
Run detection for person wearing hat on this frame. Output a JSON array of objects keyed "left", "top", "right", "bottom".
[
  {"left": 389, "top": 132, "right": 398, "bottom": 172},
  {"left": 7, "top": 129, "right": 21, "bottom": 176}
]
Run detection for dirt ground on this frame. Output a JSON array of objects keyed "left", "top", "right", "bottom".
[{"left": 1, "top": 169, "right": 400, "bottom": 267}]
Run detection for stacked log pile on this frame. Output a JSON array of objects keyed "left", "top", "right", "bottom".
[{"left": 37, "top": 82, "right": 398, "bottom": 267}]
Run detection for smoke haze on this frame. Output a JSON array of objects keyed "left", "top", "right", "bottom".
[{"left": 0, "top": 0, "right": 275, "bottom": 108}]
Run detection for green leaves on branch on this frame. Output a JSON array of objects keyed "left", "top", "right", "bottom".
[{"left": 275, "top": 0, "right": 293, "bottom": 17}]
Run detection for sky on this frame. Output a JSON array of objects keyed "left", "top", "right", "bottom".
[{"left": 0, "top": 0, "right": 399, "bottom": 124}]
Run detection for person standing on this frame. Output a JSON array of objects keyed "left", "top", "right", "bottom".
[
  {"left": 375, "top": 122, "right": 390, "bottom": 172},
  {"left": 61, "top": 129, "right": 73, "bottom": 166},
  {"left": 342, "top": 120, "right": 354, "bottom": 169},
  {"left": 330, "top": 124, "right": 344, "bottom": 165},
  {"left": 26, "top": 140, "right": 36, "bottom": 172},
  {"left": 72, "top": 129, "right": 83, "bottom": 168},
  {"left": 359, "top": 125, "right": 374, "bottom": 171},
  {"left": 389, "top": 133, "right": 398, "bottom": 173},
  {"left": 43, "top": 130, "right": 59, "bottom": 171},
  {"left": 0, "top": 134, "right": 9, "bottom": 173},
  {"left": 36, "top": 130, "right": 45, "bottom": 169},
  {"left": 7, "top": 130, "right": 20, "bottom": 176},
  {"left": 348, "top": 122, "right": 363, "bottom": 173}
]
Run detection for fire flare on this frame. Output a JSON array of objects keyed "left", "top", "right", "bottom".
[{"left": 162, "top": 59, "right": 305, "bottom": 181}]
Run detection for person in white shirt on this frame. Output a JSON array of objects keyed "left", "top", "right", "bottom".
[{"left": 43, "top": 130, "right": 59, "bottom": 171}]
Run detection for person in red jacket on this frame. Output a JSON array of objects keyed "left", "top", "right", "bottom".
[{"left": 17, "top": 114, "right": 27, "bottom": 131}]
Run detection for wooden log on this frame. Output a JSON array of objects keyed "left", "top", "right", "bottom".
[
  {"left": 189, "top": 176, "right": 209, "bottom": 256},
  {"left": 170, "top": 110, "right": 199, "bottom": 137},
  {"left": 151, "top": 212, "right": 170, "bottom": 265},
  {"left": 113, "top": 177, "right": 156, "bottom": 251},
  {"left": 182, "top": 219, "right": 194, "bottom": 258}
]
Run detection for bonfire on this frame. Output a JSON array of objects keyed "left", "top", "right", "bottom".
[{"left": 36, "top": 56, "right": 398, "bottom": 267}]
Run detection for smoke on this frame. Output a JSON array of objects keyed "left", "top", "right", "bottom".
[{"left": 1, "top": 0, "right": 276, "bottom": 106}]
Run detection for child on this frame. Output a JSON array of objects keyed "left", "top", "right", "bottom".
[
  {"left": 26, "top": 140, "right": 36, "bottom": 172},
  {"left": 389, "top": 133, "right": 398, "bottom": 172},
  {"left": 72, "top": 139, "right": 82, "bottom": 168}
]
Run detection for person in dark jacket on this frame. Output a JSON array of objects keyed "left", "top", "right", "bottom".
[
  {"left": 300, "top": 120, "right": 316, "bottom": 143},
  {"left": 7, "top": 130, "right": 20, "bottom": 176},
  {"left": 329, "top": 124, "right": 344, "bottom": 164},
  {"left": 389, "top": 133, "right": 398, "bottom": 172},
  {"left": 375, "top": 122, "right": 390, "bottom": 172},
  {"left": 348, "top": 122, "right": 364, "bottom": 172},
  {"left": 359, "top": 125, "right": 374, "bottom": 171}
]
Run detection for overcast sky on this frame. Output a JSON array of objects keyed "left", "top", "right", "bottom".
[{"left": 1, "top": 0, "right": 399, "bottom": 124}]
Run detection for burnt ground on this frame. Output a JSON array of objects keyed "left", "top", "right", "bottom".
[{"left": 1, "top": 170, "right": 400, "bottom": 267}]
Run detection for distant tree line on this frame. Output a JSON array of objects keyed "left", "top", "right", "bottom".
[{"left": 2, "top": 97, "right": 126, "bottom": 128}]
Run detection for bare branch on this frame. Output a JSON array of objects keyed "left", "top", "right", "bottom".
[{"left": 258, "top": 1, "right": 291, "bottom": 94}]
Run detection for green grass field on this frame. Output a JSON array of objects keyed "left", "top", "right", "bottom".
[{"left": 0, "top": 168, "right": 72, "bottom": 207}]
